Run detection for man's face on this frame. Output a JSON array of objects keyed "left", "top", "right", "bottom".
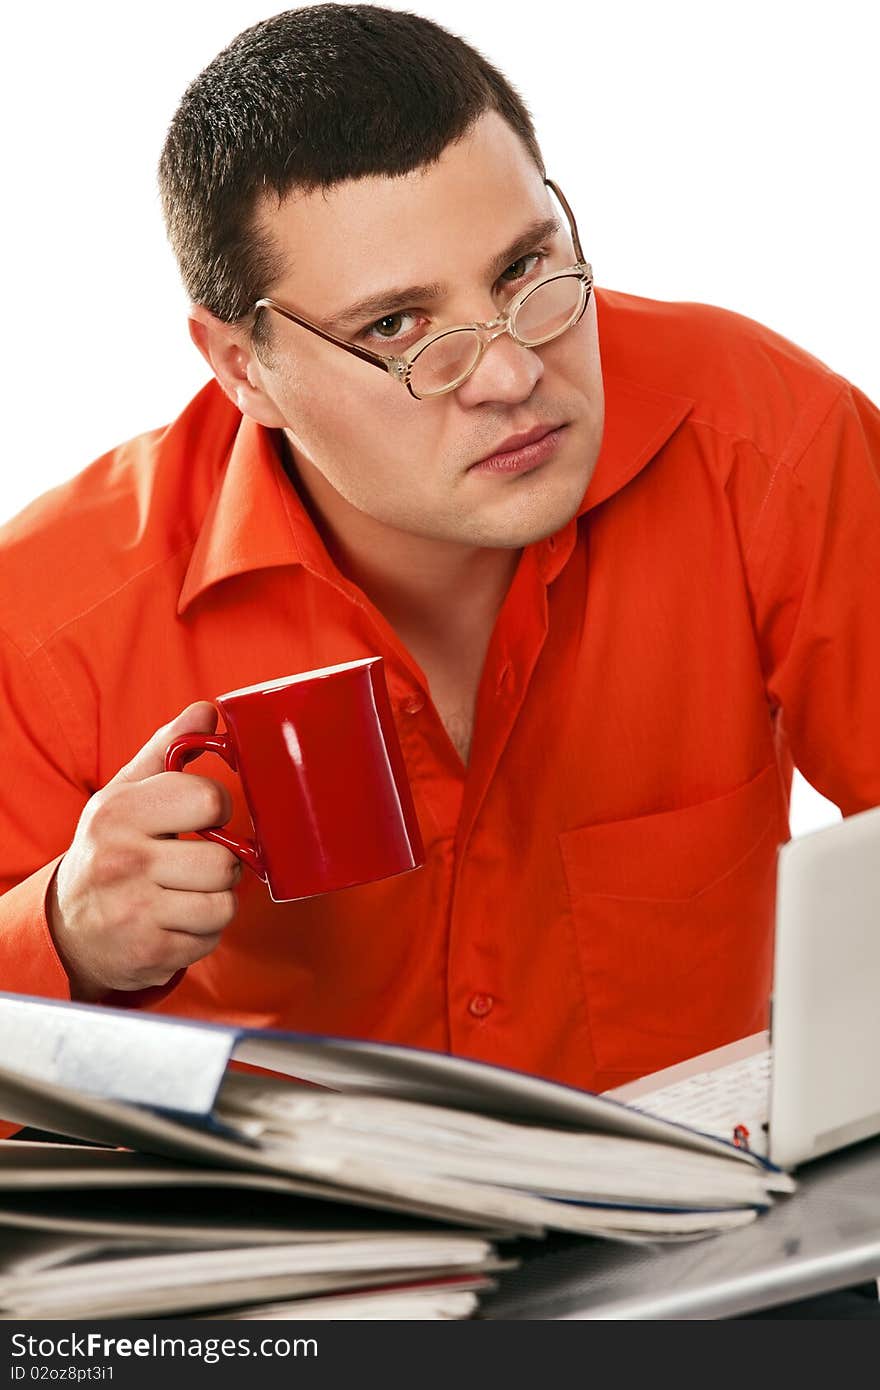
[{"left": 245, "top": 109, "right": 604, "bottom": 553}]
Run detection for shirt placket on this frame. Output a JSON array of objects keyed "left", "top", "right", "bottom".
[{"left": 444, "top": 533, "right": 573, "bottom": 1051}]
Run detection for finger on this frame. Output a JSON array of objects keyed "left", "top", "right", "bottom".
[
  {"left": 154, "top": 886, "right": 240, "bottom": 936},
  {"left": 152, "top": 839, "right": 243, "bottom": 893},
  {"left": 111, "top": 771, "right": 234, "bottom": 838},
  {"left": 156, "top": 929, "right": 225, "bottom": 970},
  {"left": 110, "top": 702, "right": 219, "bottom": 786},
  {"left": 123, "top": 929, "right": 226, "bottom": 986}
]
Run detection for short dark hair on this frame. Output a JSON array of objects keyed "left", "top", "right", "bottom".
[{"left": 157, "top": 4, "right": 545, "bottom": 348}]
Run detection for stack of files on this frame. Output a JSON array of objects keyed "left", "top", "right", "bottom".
[
  {"left": 0, "top": 1211, "right": 496, "bottom": 1321},
  {"left": 0, "top": 1143, "right": 502, "bottom": 1319},
  {"left": 0, "top": 993, "right": 796, "bottom": 1292}
]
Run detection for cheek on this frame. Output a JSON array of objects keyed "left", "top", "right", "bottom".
[
  {"left": 558, "top": 308, "right": 600, "bottom": 378},
  {"left": 275, "top": 369, "right": 440, "bottom": 496}
]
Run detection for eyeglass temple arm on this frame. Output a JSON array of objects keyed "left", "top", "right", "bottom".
[
  {"left": 254, "top": 299, "right": 398, "bottom": 376},
  {"left": 543, "top": 177, "right": 587, "bottom": 267}
]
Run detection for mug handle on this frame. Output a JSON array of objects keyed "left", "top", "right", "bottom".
[{"left": 164, "top": 732, "right": 267, "bottom": 881}]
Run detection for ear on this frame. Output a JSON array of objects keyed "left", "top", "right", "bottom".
[{"left": 187, "top": 304, "right": 287, "bottom": 428}]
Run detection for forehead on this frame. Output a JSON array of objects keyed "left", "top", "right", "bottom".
[{"left": 255, "top": 110, "right": 548, "bottom": 307}]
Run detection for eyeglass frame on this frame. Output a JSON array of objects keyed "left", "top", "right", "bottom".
[{"left": 252, "top": 177, "right": 593, "bottom": 400}]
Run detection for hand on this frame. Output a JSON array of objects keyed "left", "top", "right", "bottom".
[{"left": 48, "top": 701, "right": 242, "bottom": 1000}]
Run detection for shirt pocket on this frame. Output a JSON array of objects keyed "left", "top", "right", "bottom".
[{"left": 558, "top": 763, "right": 783, "bottom": 1083}]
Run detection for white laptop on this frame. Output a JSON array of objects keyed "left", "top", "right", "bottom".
[{"left": 604, "top": 802, "right": 880, "bottom": 1170}]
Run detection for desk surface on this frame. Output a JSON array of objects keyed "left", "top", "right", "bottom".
[{"left": 481, "top": 1135, "right": 880, "bottom": 1319}]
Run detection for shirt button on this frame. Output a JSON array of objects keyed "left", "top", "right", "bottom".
[
  {"left": 496, "top": 663, "right": 513, "bottom": 692},
  {"left": 546, "top": 535, "right": 557, "bottom": 552},
  {"left": 400, "top": 692, "right": 425, "bottom": 715},
  {"left": 468, "top": 993, "right": 494, "bottom": 1019}
]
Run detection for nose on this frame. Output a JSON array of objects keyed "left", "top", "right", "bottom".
[{"left": 453, "top": 327, "right": 544, "bottom": 408}]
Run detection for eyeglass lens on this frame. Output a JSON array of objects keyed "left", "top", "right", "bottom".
[{"left": 410, "top": 274, "right": 585, "bottom": 398}]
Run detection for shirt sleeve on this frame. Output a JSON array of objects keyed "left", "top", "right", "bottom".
[
  {"left": 0, "top": 627, "right": 86, "bottom": 1000},
  {"left": 747, "top": 379, "right": 880, "bottom": 815}
]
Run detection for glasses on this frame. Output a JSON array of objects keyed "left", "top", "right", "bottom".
[{"left": 253, "top": 178, "right": 593, "bottom": 400}]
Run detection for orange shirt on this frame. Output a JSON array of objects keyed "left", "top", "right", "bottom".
[{"left": 1, "top": 287, "right": 878, "bottom": 1097}]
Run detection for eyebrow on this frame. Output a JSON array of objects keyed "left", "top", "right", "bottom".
[{"left": 323, "top": 214, "right": 562, "bottom": 335}]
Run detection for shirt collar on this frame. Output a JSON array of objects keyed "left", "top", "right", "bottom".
[
  {"left": 178, "top": 301, "right": 695, "bottom": 614},
  {"left": 177, "top": 396, "right": 325, "bottom": 615}
]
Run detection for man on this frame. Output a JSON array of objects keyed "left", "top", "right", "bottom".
[{"left": 0, "top": 4, "right": 878, "bottom": 1097}]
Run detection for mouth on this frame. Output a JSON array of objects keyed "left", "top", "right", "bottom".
[{"left": 468, "top": 423, "right": 569, "bottom": 476}]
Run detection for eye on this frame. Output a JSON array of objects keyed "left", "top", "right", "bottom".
[
  {"left": 499, "top": 251, "right": 548, "bottom": 285},
  {"left": 359, "top": 310, "right": 423, "bottom": 348}
]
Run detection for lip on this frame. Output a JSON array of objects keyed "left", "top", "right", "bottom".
[
  {"left": 474, "top": 423, "right": 563, "bottom": 466},
  {"left": 469, "top": 424, "right": 568, "bottom": 476}
]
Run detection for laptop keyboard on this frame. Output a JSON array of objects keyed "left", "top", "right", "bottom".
[{"left": 627, "top": 1049, "right": 772, "bottom": 1154}]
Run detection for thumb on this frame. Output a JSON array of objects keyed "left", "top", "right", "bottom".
[{"left": 111, "top": 701, "right": 219, "bottom": 785}]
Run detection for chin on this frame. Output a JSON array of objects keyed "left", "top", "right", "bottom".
[
  {"left": 468, "top": 511, "right": 578, "bottom": 551},
  {"left": 480, "top": 470, "right": 593, "bottom": 548}
]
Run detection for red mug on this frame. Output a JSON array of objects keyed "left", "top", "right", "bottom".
[{"left": 164, "top": 657, "right": 424, "bottom": 901}]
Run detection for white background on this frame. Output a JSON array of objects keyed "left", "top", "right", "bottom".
[{"left": 3, "top": 0, "right": 877, "bottom": 833}]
